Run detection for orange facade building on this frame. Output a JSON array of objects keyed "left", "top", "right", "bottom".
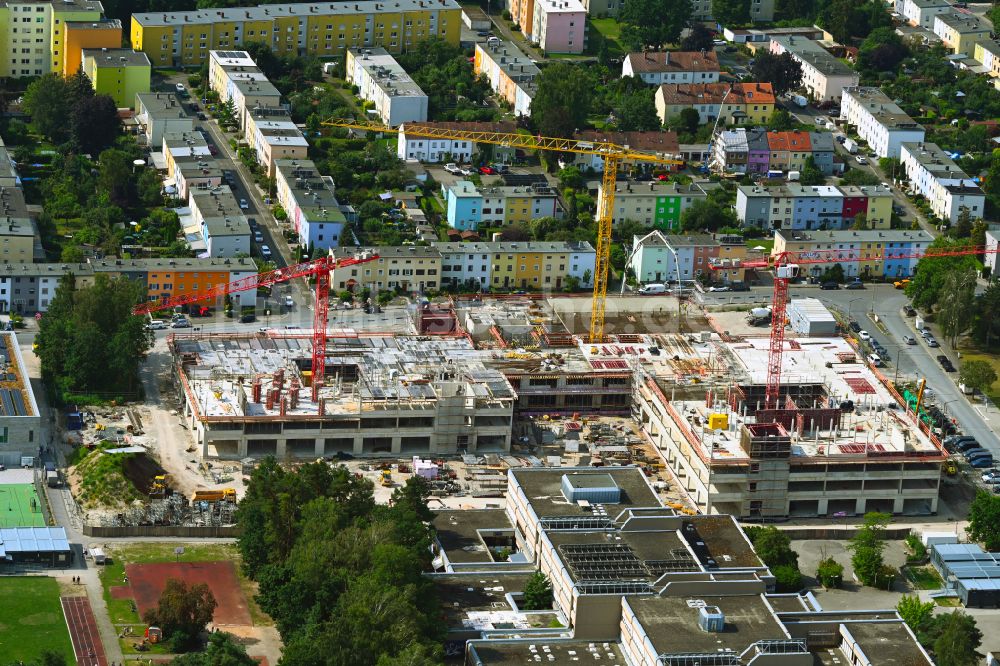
[{"left": 62, "top": 19, "right": 123, "bottom": 76}]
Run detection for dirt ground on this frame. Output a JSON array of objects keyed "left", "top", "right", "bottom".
[
  {"left": 122, "top": 561, "right": 251, "bottom": 626},
  {"left": 548, "top": 296, "right": 709, "bottom": 335}
]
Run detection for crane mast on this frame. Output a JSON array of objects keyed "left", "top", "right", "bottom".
[{"left": 323, "top": 118, "right": 684, "bottom": 342}]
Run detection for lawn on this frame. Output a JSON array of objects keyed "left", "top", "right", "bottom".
[
  {"left": 0, "top": 577, "right": 75, "bottom": 663},
  {"left": 746, "top": 238, "right": 774, "bottom": 254},
  {"left": 901, "top": 565, "right": 943, "bottom": 590},
  {"left": 953, "top": 349, "right": 1000, "bottom": 404}
]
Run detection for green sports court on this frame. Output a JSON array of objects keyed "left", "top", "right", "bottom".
[{"left": 0, "top": 483, "right": 45, "bottom": 527}]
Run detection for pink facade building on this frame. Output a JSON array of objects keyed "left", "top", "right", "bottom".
[{"left": 530, "top": 0, "right": 586, "bottom": 54}]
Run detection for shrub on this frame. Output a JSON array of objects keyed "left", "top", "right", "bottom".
[
  {"left": 905, "top": 534, "right": 927, "bottom": 563},
  {"left": 772, "top": 564, "right": 803, "bottom": 592},
  {"left": 816, "top": 557, "right": 844, "bottom": 588}
]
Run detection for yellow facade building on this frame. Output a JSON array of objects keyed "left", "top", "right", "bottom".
[
  {"left": 82, "top": 47, "right": 151, "bottom": 107},
  {"left": 131, "top": 0, "right": 462, "bottom": 68},
  {"left": 0, "top": 0, "right": 104, "bottom": 78},
  {"left": 61, "top": 18, "right": 121, "bottom": 75}
]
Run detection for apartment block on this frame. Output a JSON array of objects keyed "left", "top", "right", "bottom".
[
  {"left": 130, "top": 0, "right": 462, "bottom": 67},
  {"left": 330, "top": 245, "right": 440, "bottom": 292},
  {"left": 654, "top": 81, "right": 775, "bottom": 125},
  {"left": 626, "top": 231, "right": 719, "bottom": 284},
  {"left": 528, "top": 0, "right": 586, "bottom": 54},
  {"left": 62, "top": 19, "right": 122, "bottom": 76},
  {"left": 436, "top": 241, "right": 492, "bottom": 290},
  {"left": 274, "top": 159, "right": 346, "bottom": 251},
  {"left": 690, "top": 0, "right": 774, "bottom": 21},
  {"left": 510, "top": 0, "right": 536, "bottom": 37},
  {"left": 899, "top": 0, "right": 951, "bottom": 28},
  {"left": 134, "top": 92, "right": 192, "bottom": 147},
  {"left": 0, "top": 138, "right": 22, "bottom": 189},
  {"left": 473, "top": 40, "right": 538, "bottom": 117},
  {"left": 0, "top": 187, "right": 40, "bottom": 265},
  {"left": 597, "top": 179, "right": 708, "bottom": 229},
  {"left": 769, "top": 36, "right": 859, "bottom": 103},
  {"left": 736, "top": 183, "right": 893, "bottom": 230},
  {"left": 189, "top": 186, "right": 251, "bottom": 258},
  {"left": 974, "top": 40, "right": 1000, "bottom": 79},
  {"left": 244, "top": 108, "right": 308, "bottom": 177},
  {"left": 162, "top": 131, "right": 222, "bottom": 200},
  {"left": 566, "top": 130, "right": 682, "bottom": 172},
  {"left": 934, "top": 12, "right": 991, "bottom": 55},
  {"left": 774, "top": 228, "right": 933, "bottom": 279},
  {"left": 840, "top": 87, "right": 925, "bottom": 159},
  {"left": 0, "top": 0, "right": 103, "bottom": 78},
  {"left": 208, "top": 50, "right": 282, "bottom": 130},
  {"left": 712, "top": 128, "right": 834, "bottom": 175},
  {"left": 900, "top": 142, "right": 986, "bottom": 224},
  {"left": 444, "top": 181, "right": 560, "bottom": 231},
  {"left": 480, "top": 240, "right": 595, "bottom": 290},
  {"left": 0, "top": 332, "right": 39, "bottom": 466},
  {"left": 346, "top": 47, "right": 427, "bottom": 127},
  {"left": 621, "top": 50, "right": 720, "bottom": 85},
  {"left": 82, "top": 47, "right": 150, "bottom": 107},
  {"left": 397, "top": 121, "right": 515, "bottom": 163}
]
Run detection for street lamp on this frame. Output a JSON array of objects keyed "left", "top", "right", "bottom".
[{"left": 847, "top": 297, "right": 867, "bottom": 322}]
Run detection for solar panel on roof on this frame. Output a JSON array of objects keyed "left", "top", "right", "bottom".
[{"left": 11, "top": 391, "right": 24, "bottom": 416}]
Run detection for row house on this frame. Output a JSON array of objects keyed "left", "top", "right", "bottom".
[
  {"left": 626, "top": 231, "right": 722, "bottom": 284},
  {"left": 397, "top": 121, "right": 516, "bottom": 163},
  {"left": 565, "top": 130, "right": 682, "bottom": 173},
  {"left": 208, "top": 49, "right": 283, "bottom": 130},
  {"left": 773, "top": 228, "right": 934, "bottom": 279},
  {"left": 473, "top": 40, "right": 538, "bottom": 117},
  {"left": 444, "top": 181, "right": 561, "bottom": 231},
  {"left": 274, "top": 159, "right": 346, "bottom": 251},
  {"left": 654, "top": 82, "right": 775, "bottom": 126},
  {"left": 736, "top": 184, "right": 893, "bottom": 230},
  {"left": 934, "top": 12, "right": 991, "bottom": 56},
  {"left": 621, "top": 50, "right": 720, "bottom": 86},
  {"left": 712, "top": 128, "right": 834, "bottom": 175},
  {"left": 596, "top": 180, "right": 709, "bottom": 230}
]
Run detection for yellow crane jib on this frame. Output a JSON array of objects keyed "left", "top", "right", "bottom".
[{"left": 323, "top": 118, "right": 685, "bottom": 342}]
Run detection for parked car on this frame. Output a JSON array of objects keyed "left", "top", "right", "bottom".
[
  {"left": 971, "top": 457, "right": 996, "bottom": 468},
  {"left": 858, "top": 330, "right": 871, "bottom": 341},
  {"left": 903, "top": 305, "right": 916, "bottom": 316},
  {"left": 730, "top": 282, "right": 751, "bottom": 292},
  {"left": 444, "top": 163, "right": 461, "bottom": 175},
  {"left": 254, "top": 231, "right": 264, "bottom": 242},
  {"left": 239, "top": 198, "right": 249, "bottom": 210},
  {"left": 820, "top": 281, "right": 840, "bottom": 290},
  {"left": 982, "top": 470, "right": 1000, "bottom": 482},
  {"left": 240, "top": 313, "right": 256, "bottom": 323},
  {"left": 846, "top": 280, "right": 864, "bottom": 289},
  {"left": 171, "top": 318, "right": 191, "bottom": 328},
  {"left": 146, "top": 320, "right": 167, "bottom": 330},
  {"left": 903, "top": 335, "right": 916, "bottom": 345},
  {"left": 925, "top": 337, "right": 940, "bottom": 348},
  {"left": 708, "top": 285, "right": 730, "bottom": 292},
  {"left": 284, "top": 295, "right": 294, "bottom": 308},
  {"left": 175, "top": 83, "right": 186, "bottom": 93},
  {"left": 479, "top": 166, "right": 497, "bottom": 175},
  {"left": 957, "top": 440, "right": 982, "bottom": 453},
  {"left": 208, "top": 144, "right": 218, "bottom": 156},
  {"left": 867, "top": 353, "right": 882, "bottom": 367},
  {"left": 856, "top": 156, "right": 868, "bottom": 165},
  {"left": 849, "top": 321, "right": 862, "bottom": 333},
  {"left": 260, "top": 245, "right": 272, "bottom": 259}
]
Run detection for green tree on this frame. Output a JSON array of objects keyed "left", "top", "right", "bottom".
[
  {"left": 840, "top": 169, "right": 881, "bottom": 186},
  {"left": 857, "top": 27, "right": 909, "bottom": 72},
  {"left": 931, "top": 611, "right": 982, "bottom": 666},
  {"left": 968, "top": 490, "right": 1000, "bottom": 551},
  {"left": 680, "top": 199, "right": 738, "bottom": 232},
  {"left": 772, "top": 564, "right": 803, "bottom": 592},
  {"left": 558, "top": 167, "right": 585, "bottom": 191},
  {"left": 775, "top": 0, "right": 817, "bottom": 21},
  {"left": 974, "top": 282, "right": 1000, "bottom": 348},
  {"left": 531, "top": 63, "right": 595, "bottom": 138},
  {"left": 821, "top": 264, "right": 846, "bottom": 283},
  {"left": 72, "top": 94, "right": 121, "bottom": 155},
  {"left": 22, "top": 74, "right": 72, "bottom": 143},
  {"left": 712, "top": 0, "right": 751, "bottom": 26},
  {"left": 851, "top": 212, "right": 869, "bottom": 230},
  {"left": 678, "top": 107, "right": 702, "bottom": 134},
  {"left": 681, "top": 23, "right": 715, "bottom": 51},
  {"left": 142, "top": 578, "right": 217, "bottom": 651},
  {"left": 818, "top": 0, "right": 891, "bottom": 43},
  {"left": 907, "top": 238, "right": 980, "bottom": 310},
  {"left": 751, "top": 52, "right": 803, "bottom": 96},
  {"left": 170, "top": 632, "right": 256, "bottom": 666},
  {"left": 767, "top": 108, "right": 795, "bottom": 131},
  {"left": 619, "top": 0, "right": 692, "bottom": 50},
  {"left": 522, "top": 571, "right": 554, "bottom": 610},
  {"left": 816, "top": 557, "right": 844, "bottom": 588},
  {"left": 848, "top": 512, "right": 890, "bottom": 587},
  {"left": 897, "top": 595, "right": 935, "bottom": 631},
  {"left": 746, "top": 526, "right": 798, "bottom": 568},
  {"left": 959, "top": 360, "right": 997, "bottom": 393},
  {"left": 938, "top": 267, "right": 977, "bottom": 347},
  {"left": 798, "top": 156, "right": 824, "bottom": 185},
  {"left": 616, "top": 87, "right": 660, "bottom": 131}
]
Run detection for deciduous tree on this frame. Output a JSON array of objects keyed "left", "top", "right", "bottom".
[
  {"left": 968, "top": 490, "right": 1000, "bottom": 551},
  {"left": 848, "top": 512, "right": 890, "bottom": 587},
  {"left": 169, "top": 632, "right": 256, "bottom": 666},
  {"left": 959, "top": 360, "right": 997, "bottom": 394},
  {"left": 619, "top": 0, "right": 692, "bottom": 50},
  {"left": 680, "top": 23, "right": 715, "bottom": 51},
  {"left": 712, "top": 0, "right": 751, "bottom": 27},
  {"left": 897, "top": 595, "right": 935, "bottom": 631},
  {"left": 930, "top": 611, "right": 982, "bottom": 666},
  {"left": 531, "top": 63, "right": 595, "bottom": 138},
  {"left": 750, "top": 52, "right": 802, "bottom": 96},
  {"left": 22, "top": 74, "right": 72, "bottom": 143},
  {"left": 938, "top": 267, "right": 977, "bottom": 347},
  {"left": 142, "top": 578, "right": 217, "bottom": 651},
  {"left": 72, "top": 94, "right": 121, "bottom": 155}
]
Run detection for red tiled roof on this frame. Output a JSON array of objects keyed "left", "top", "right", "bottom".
[
  {"left": 656, "top": 82, "right": 775, "bottom": 106},
  {"left": 625, "top": 50, "right": 720, "bottom": 74},
  {"left": 575, "top": 130, "right": 680, "bottom": 153},
  {"left": 766, "top": 130, "right": 812, "bottom": 151}
]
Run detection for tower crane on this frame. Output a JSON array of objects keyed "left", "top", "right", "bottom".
[
  {"left": 132, "top": 252, "right": 380, "bottom": 400},
  {"left": 323, "top": 118, "right": 685, "bottom": 342},
  {"left": 729, "top": 243, "right": 997, "bottom": 410}
]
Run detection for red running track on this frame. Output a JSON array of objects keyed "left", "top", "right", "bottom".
[{"left": 61, "top": 596, "right": 107, "bottom": 666}]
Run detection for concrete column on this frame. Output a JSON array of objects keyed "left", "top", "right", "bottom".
[
  {"left": 817, "top": 498, "right": 829, "bottom": 515},
  {"left": 352, "top": 435, "right": 363, "bottom": 456},
  {"left": 391, "top": 436, "right": 401, "bottom": 455},
  {"left": 893, "top": 497, "right": 905, "bottom": 514},
  {"left": 314, "top": 438, "right": 324, "bottom": 457},
  {"left": 238, "top": 438, "right": 248, "bottom": 458},
  {"left": 855, "top": 497, "right": 866, "bottom": 514},
  {"left": 275, "top": 439, "right": 287, "bottom": 459}
]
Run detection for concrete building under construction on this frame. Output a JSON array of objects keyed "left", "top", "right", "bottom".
[
  {"left": 634, "top": 337, "right": 946, "bottom": 519},
  {"left": 172, "top": 332, "right": 516, "bottom": 459}
]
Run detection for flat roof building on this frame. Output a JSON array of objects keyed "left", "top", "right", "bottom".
[
  {"left": 245, "top": 109, "right": 308, "bottom": 177},
  {"left": 274, "top": 159, "right": 346, "bottom": 251},
  {"left": 900, "top": 141, "right": 985, "bottom": 224},
  {"left": 82, "top": 48, "right": 151, "bottom": 108},
  {"left": 208, "top": 50, "right": 283, "bottom": 131},
  {"left": 934, "top": 11, "right": 991, "bottom": 55},
  {"left": 473, "top": 40, "right": 538, "bottom": 117},
  {"left": 134, "top": 92, "right": 192, "bottom": 147},
  {"left": 840, "top": 87, "right": 925, "bottom": 159},
  {"left": 0, "top": 333, "right": 40, "bottom": 468},
  {"left": 188, "top": 186, "right": 251, "bottom": 258},
  {"left": 346, "top": 47, "right": 428, "bottom": 127},
  {"left": 769, "top": 36, "right": 859, "bottom": 102}
]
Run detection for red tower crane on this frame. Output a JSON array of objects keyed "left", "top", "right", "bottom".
[
  {"left": 730, "top": 243, "right": 997, "bottom": 410},
  {"left": 132, "top": 251, "right": 380, "bottom": 400}
]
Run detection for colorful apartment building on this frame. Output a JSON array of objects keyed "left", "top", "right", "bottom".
[
  {"left": 397, "top": 121, "right": 516, "bottom": 163},
  {"left": 346, "top": 47, "right": 428, "bottom": 127},
  {"left": 709, "top": 233, "right": 748, "bottom": 284},
  {"left": 597, "top": 180, "right": 708, "bottom": 229},
  {"left": 0, "top": 0, "right": 104, "bottom": 78},
  {"left": 474, "top": 40, "right": 538, "bottom": 117},
  {"left": 274, "top": 158, "right": 346, "bottom": 251},
  {"left": 840, "top": 87, "right": 924, "bottom": 159},
  {"left": 933, "top": 12, "right": 990, "bottom": 56},
  {"left": 330, "top": 245, "right": 441, "bottom": 292},
  {"left": 713, "top": 128, "right": 834, "bottom": 175},
  {"left": 626, "top": 231, "right": 720, "bottom": 284},
  {"left": 62, "top": 19, "right": 122, "bottom": 76},
  {"left": 974, "top": 40, "right": 1000, "bottom": 79},
  {"left": 736, "top": 184, "right": 893, "bottom": 230},
  {"left": 208, "top": 49, "right": 282, "bottom": 130},
  {"left": 189, "top": 186, "right": 252, "bottom": 258},
  {"left": 444, "top": 180, "right": 560, "bottom": 231},
  {"left": 244, "top": 108, "right": 308, "bottom": 177},
  {"left": 162, "top": 131, "right": 222, "bottom": 200},
  {"left": 621, "top": 50, "right": 720, "bottom": 86},
  {"left": 898, "top": 0, "right": 951, "bottom": 29},
  {"left": 130, "top": 0, "right": 462, "bottom": 67},
  {"left": 654, "top": 82, "right": 775, "bottom": 125},
  {"left": 773, "top": 229, "right": 933, "bottom": 279},
  {"left": 900, "top": 142, "right": 986, "bottom": 224},
  {"left": 529, "top": 0, "right": 586, "bottom": 54},
  {"left": 485, "top": 240, "right": 595, "bottom": 290},
  {"left": 82, "top": 47, "right": 150, "bottom": 107}
]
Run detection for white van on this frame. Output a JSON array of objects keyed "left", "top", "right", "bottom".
[{"left": 638, "top": 283, "right": 667, "bottom": 295}]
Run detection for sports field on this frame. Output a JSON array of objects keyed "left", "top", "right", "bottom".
[
  {"left": 0, "top": 483, "right": 45, "bottom": 527},
  {"left": 0, "top": 577, "right": 75, "bottom": 663}
]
